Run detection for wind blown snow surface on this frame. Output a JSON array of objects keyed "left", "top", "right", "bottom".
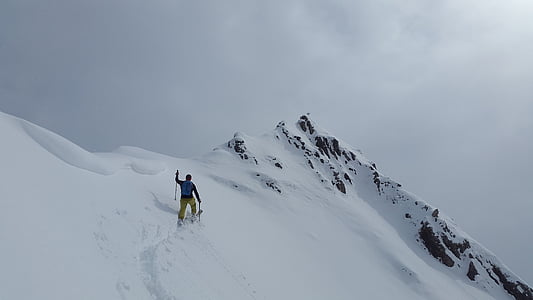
[{"left": 0, "top": 111, "right": 531, "bottom": 300}]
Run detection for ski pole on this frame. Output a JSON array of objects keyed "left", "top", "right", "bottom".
[{"left": 174, "top": 169, "right": 179, "bottom": 201}]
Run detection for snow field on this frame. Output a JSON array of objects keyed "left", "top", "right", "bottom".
[{"left": 0, "top": 111, "right": 523, "bottom": 300}]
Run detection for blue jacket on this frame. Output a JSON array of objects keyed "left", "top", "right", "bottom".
[{"left": 175, "top": 176, "right": 201, "bottom": 200}]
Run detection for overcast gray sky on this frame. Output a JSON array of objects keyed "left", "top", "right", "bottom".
[{"left": 1, "top": 0, "right": 532, "bottom": 284}]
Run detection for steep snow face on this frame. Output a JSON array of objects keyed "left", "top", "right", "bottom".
[
  {"left": 1, "top": 111, "right": 530, "bottom": 300},
  {"left": 221, "top": 115, "right": 533, "bottom": 300}
]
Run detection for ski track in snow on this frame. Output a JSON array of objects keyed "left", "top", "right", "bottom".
[
  {"left": 140, "top": 238, "right": 177, "bottom": 300},
  {"left": 138, "top": 220, "right": 258, "bottom": 300}
]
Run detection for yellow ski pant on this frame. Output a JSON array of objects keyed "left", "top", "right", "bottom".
[{"left": 178, "top": 197, "right": 197, "bottom": 220}]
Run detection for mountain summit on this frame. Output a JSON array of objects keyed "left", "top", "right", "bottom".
[
  {"left": 222, "top": 115, "right": 532, "bottom": 300},
  {"left": 1, "top": 111, "right": 531, "bottom": 300}
]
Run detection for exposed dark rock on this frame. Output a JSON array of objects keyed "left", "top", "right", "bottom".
[
  {"left": 491, "top": 265, "right": 533, "bottom": 300},
  {"left": 307, "top": 159, "right": 314, "bottom": 169},
  {"left": 487, "top": 267, "right": 501, "bottom": 285},
  {"left": 440, "top": 222, "right": 452, "bottom": 234},
  {"left": 265, "top": 181, "right": 282, "bottom": 193},
  {"left": 405, "top": 213, "right": 412, "bottom": 219},
  {"left": 467, "top": 261, "right": 479, "bottom": 281},
  {"left": 350, "top": 151, "right": 356, "bottom": 161},
  {"left": 336, "top": 180, "right": 346, "bottom": 194},
  {"left": 298, "top": 115, "right": 316, "bottom": 135},
  {"left": 275, "top": 163, "right": 282, "bottom": 169},
  {"left": 230, "top": 139, "right": 245, "bottom": 154},
  {"left": 277, "top": 122, "right": 290, "bottom": 140},
  {"left": 256, "top": 173, "right": 282, "bottom": 194},
  {"left": 315, "top": 137, "right": 330, "bottom": 158},
  {"left": 297, "top": 115, "right": 316, "bottom": 135},
  {"left": 298, "top": 121, "right": 306, "bottom": 132},
  {"left": 372, "top": 171, "right": 381, "bottom": 192},
  {"left": 342, "top": 151, "right": 352, "bottom": 162},
  {"left": 432, "top": 209, "right": 439, "bottom": 218},
  {"left": 419, "top": 222, "right": 455, "bottom": 267},
  {"left": 344, "top": 173, "right": 352, "bottom": 184},
  {"left": 228, "top": 135, "right": 258, "bottom": 164},
  {"left": 441, "top": 235, "right": 470, "bottom": 259},
  {"left": 382, "top": 180, "right": 394, "bottom": 188},
  {"left": 332, "top": 138, "right": 341, "bottom": 158}
]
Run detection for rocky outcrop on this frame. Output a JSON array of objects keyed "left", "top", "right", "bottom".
[
  {"left": 255, "top": 173, "right": 282, "bottom": 194},
  {"left": 265, "top": 156, "right": 283, "bottom": 169},
  {"left": 419, "top": 221, "right": 455, "bottom": 267},
  {"left": 275, "top": 116, "right": 364, "bottom": 194},
  {"left": 467, "top": 261, "right": 479, "bottom": 281},
  {"left": 491, "top": 265, "right": 533, "bottom": 300},
  {"left": 227, "top": 133, "right": 258, "bottom": 165},
  {"left": 298, "top": 114, "right": 315, "bottom": 135}
]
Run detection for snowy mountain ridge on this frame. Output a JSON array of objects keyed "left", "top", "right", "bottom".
[
  {"left": 222, "top": 115, "right": 533, "bottom": 300},
  {"left": 1, "top": 111, "right": 531, "bottom": 300}
]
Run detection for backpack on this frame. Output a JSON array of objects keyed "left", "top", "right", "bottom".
[{"left": 181, "top": 181, "right": 193, "bottom": 196}]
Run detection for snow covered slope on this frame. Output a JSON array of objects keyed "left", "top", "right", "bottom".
[{"left": 0, "top": 111, "right": 531, "bottom": 300}]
